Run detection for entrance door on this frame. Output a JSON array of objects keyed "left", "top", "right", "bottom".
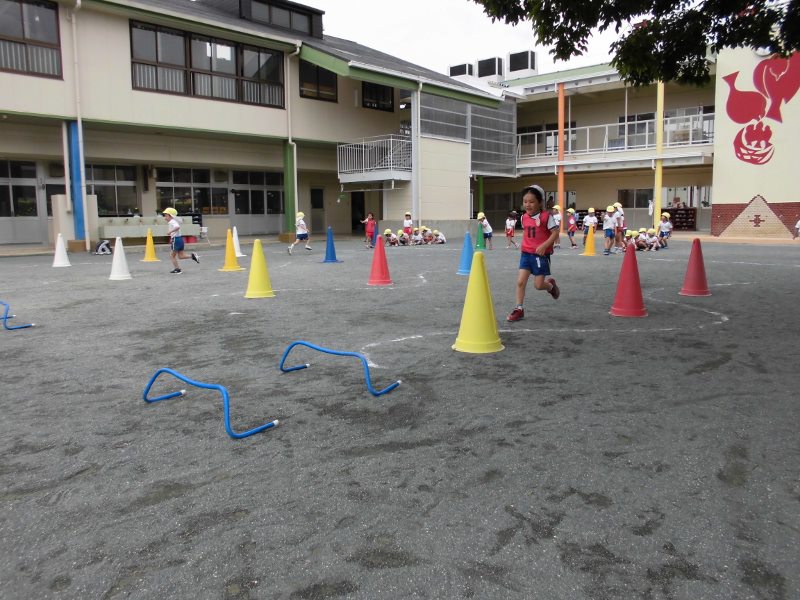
[
  {"left": 310, "top": 188, "right": 325, "bottom": 233},
  {"left": 0, "top": 160, "right": 47, "bottom": 244}
]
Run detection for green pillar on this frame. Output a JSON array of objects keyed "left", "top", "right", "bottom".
[
  {"left": 477, "top": 175, "right": 484, "bottom": 214},
  {"left": 283, "top": 141, "right": 297, "bottom": 234}
]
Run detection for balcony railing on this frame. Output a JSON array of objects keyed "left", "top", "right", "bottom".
[
  {"left": 337, "top": 135, "right": 412, "bottom": 176},
  {"left": 517, "top": 113, "right": 715, "bottom": 159}
]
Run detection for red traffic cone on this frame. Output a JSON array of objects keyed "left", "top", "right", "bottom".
[
  {"left": 368, "top": 239, "right": 392, "bottom": 285},
  {"left": 610, "top": 242, "right": 647, "bottom": 317},
  {"left": 680, "top": 238, "right": 711, "bottom": 296}
]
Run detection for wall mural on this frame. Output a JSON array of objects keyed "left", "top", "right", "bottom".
[{"left": 722, "top": 53, "right": 800, "bottom": 165}]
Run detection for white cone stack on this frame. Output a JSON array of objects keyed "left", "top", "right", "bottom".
[
  {"left": 109, "top": 237, "right": 132, "bottom": 280},
  {"left": 233, "top": 226, "right": 246, "bottom": 257},
  {"left": 52, "top": 233, "right": 71, "bottom": 268}
]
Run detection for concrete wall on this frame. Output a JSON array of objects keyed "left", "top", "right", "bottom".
[{"left": 419, "top": 137, "right": 471, "bottom": 220}]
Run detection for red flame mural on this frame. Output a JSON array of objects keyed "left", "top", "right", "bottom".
[{"left": 724, "top": 53, "right": 800, "bottom": 165}]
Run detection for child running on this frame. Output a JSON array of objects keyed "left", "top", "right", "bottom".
[
  {"left": 506, "top": 185, "right": 560, "bottom": 322},
  {"left": 288, "top": 211, "right": 311, "bottom": 254},
  {"left": 566, "top": 208, "right": 578, "bottom": 249},
  {"left": 505, "top": 211, "right": 519, "bottom": 249},
  {"left": 162, "top": 207, "right": 199, "bottom": 274}
]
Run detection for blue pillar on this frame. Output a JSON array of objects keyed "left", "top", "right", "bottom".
[{"left": 67, "top": 121, "right": 85, "bottom": 240}]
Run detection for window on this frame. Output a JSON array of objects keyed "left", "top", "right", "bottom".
[
  {"left": 0, "top": 160, "right": 38, "bottom": 216},
  {"left": 477, "top": 57, "right": 502, "bottom": 77},
  {"left": 299, "top": 59, "right": 336, "bottom": 102},
  {"left": 86, "top": 164, "right": 138, "bottom": 216},
  {"left": 449, "top": 64, "right": 472, "bottom": 77},
  {"left": 155, "top": 167, "right": 228, "bottom": 215},
  {"left": 617, "top": 188, "right": 653, "bottom": 209},
  {"left": 130, "top": 22, "right": 284, "bottom": 107},
  {"left": 0, "top": 0, "right": 61, "bottom": 77},
  {"left": 250, "top": 1, "right": 314, "bottom": 36},
  {"left": 509, "top": 51, "right": 535, "bottom": 72},
  {"left": 362, "top": 82, "right": 393, "bottom": 112},
  {"left": 231, "top": 170, "right": 283, "bottom": 214}
]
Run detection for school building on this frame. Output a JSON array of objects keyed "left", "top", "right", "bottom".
[{"left": 1, "top": 0, "right": 797, "bottom": 248}]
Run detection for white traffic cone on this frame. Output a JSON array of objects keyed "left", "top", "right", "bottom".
[
  {"left": 52, "top": 233, "right": 71, "bottom": 268},
  {"left": 233, "top": 226, "right": 246, "bottom": 257},
  {"left": 109, "top": 237, "right": 132, "bottom": 280}
]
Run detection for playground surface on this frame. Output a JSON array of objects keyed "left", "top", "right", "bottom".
[{"left": 1, "top": 237, "right": 798, "bottom": 599}]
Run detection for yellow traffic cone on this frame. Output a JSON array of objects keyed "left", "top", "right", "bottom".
[
  {"left": 219, "top": 228, "right": 245, "bottom": 272},
  {"left": 141, "top": 228, "right": 160, "bottom": 262},
  {"left": 581, "top": 225, "right": 596, "bottom": 256},
  {"left": 244, "top": 239, "right": 275, "bottom": 298},
  {"left": 452, "top": 252, "right": 504, "bottom": 353}
]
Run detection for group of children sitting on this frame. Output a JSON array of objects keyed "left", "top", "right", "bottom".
[{"left": 383, "top": 226, "right": 446, "bottom": 246}]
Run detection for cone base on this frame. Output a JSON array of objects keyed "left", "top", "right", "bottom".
[
  {"left": 109, "top": 275, "right": 132, "bottom": 281},
  {"left": 456, "top": 269, "right": 470, "bottom": 275},
  {"left": 679, "top": 289, "right": 711, "bottom": 297},
  {"left": 141, "top": 258, "right": 160, "bottom": 263},
  {"left": 609, "top": 307, "right": 648, "bottom": 317},
  {"left": 452, "top": 339, "right": 504, "bottom": 354},
  {"left": 580, "top": 251, "right": 596, "bottom": 257},
  {"left": 322, "top": 259, "right": 342, "bottom": 263},
  {"left": 219, "top": 266, "right": 246, "bottom": 272},
  {"left": 368, "top": 280, "right": 393, "bottom": 286},
  {"left": 52, "top": 263, "right": 71, "bottom": 268},
  {"left": 245, "top": 291, "right": 276, "bottom": 298}
]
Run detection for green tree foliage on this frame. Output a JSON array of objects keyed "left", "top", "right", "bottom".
[{"left": 471, "top": 0, "right": 799, "bottom": 85}]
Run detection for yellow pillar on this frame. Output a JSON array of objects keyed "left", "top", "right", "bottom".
[
  {"left": 654, "top": 81, "right": 665, "bottom": 229},
  {"left": 557, "top": 82, "right": 565, "bottom": 234}
]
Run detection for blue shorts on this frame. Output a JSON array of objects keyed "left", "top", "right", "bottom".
[
  {"left": 519, "top": 252, "right": 551, "bottom": 276},
  {"left": 567, "top": 231, "right": 575, "bottom": 238},
  {"left": 483, "top": 232, "right": 493, "bottom": 239},
  {"left": 604, "top": 228, "right": 615, "bottom": 239},
  {"left": 659, "top": 231, "right": 670, "bottom": 238},
  {"left": 296, "top": 233, "right": 309, "bottom": 240},
  {"left": 171, "top": 236, "right": 184, "bottom": 252}
]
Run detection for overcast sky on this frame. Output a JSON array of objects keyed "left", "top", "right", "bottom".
[{"left": 301, "top": 0, "right": 620, "bottom": 76}]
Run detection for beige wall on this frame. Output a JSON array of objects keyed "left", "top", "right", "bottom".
[
  {"left": 713, "top": 47, "right": 799, "bottom": 206},
  {"left": 418, "top": 137, "right": 470, "bottom": 220}
]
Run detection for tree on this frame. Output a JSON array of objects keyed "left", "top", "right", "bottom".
[{"left": 471, "top": 0, "right": 800, "bottom": 86}]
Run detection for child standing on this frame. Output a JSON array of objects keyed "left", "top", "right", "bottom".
[
  {"left": 505, "top": 211, "right": 519, "bottom": 249},
  {"left": 566, "top": 208, "right": 578, "bottom": 249},
  {"left": 794, "top": 218, "right": 800, "bottom": 239},
  {"left": 162, "top": 207, "right": 199, "bottom": 274},
  {"left": 288, "top": 211, "right": 311, "bottom": 254},
  {"left": 477, "top": 212, "right": 494, "bottom": 250},
  {"left": 582, "top": 208, "right": 598, "bottom": 247},
  {"left": 551, "top": 205, "right": 562, "bottom": 248},
  {"left": 602, "top": 205, "right": 617, "bottom": 256},
  {"left": 402, "top": 212, "right": 413, "bottom": 237},
  {"left": 360, "top": 212, "right": 377, "bottom": 248},
  {"left": 658, "top": 212, "right": 673, "bottom": 248},
  {"left": 506, "top": 185, "right": 560, "bottom": 322}
]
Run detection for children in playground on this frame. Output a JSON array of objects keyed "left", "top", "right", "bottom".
[
  {"left": 288, "top": 211, "right": 311, "bottom": 255},
  {"left": 602, "top": 206, "right": 617, "bottom": 255},
  {"left": 645, "top": 228, "right": 661, "bottom": 251},
  {"left": 566, "top": 208, "right": 578, "bottom": 249},
  {"left": 410, "top": 228, "right": 423, "bottom": 245},
  {"left": 582, "top": 208, "right": 598, "bottom": 246},
  {"left": 433, "top": 230, "right": 446, "bottom": 244},
  {"left": 507, "top": 184, "right": 560, "bottom": 322},
  {"left": 551, "top": 205, "right": 562, "bottom": 248},
  {"left": 422, "top": 227, "right": 435, "bottom": 244},
  {"left": 658, "top": 212, "right": 673, "bottom": 248},
  {"left": 613, "top": 202, "right": 626, "bottom": 252},
  {"left": 397, "top": 229, "right": 409, "bottom": 245},
  {"left": 477, "top": 212, "right": 493, "bottom": 250},
  {"left": 402, "top": 212, "right": 413, "bottom": 237},
  {"left": 384, "top": 229, "right": 399, "bottom": 246},
  {"left": 505, "top": 211, "right": 519, "bottom": 249},
  {"left": 360, "top": 212, "right": 376, "bottom": 248},
  {"left": 163, "top": 207, "right": 199, "bottom": 273}
]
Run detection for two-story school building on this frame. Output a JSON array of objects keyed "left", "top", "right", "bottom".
[
  {"left": 0, "top": 0, "right": 514, "bottom": 248},
  {"left": 2, "top": 0, "right": 797, "bottom": 248},
  {"left": 453, "top": 47, "right": 799, "bottom": 239}
]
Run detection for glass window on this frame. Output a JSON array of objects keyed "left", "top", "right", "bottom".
[
  {"left": 22, "top": 1, "right": 57, "bottom": 44},
  {"left": 117, "top": 165, "right": 136, "bottom": 181},
  {"left": 0, "top": 186, "right": 11, "bottom": 216},
  {"left": 0, "top": 160, "right": 8, "bottom": 177},
  {"left": 157, "top": 29, "right": 184, "bottom": 66},
  {"left": 0, "top": 1, "right": 23, "bottom": 39},
  {"left": 213, "top": 170, "right": 228, "bottom": 183},
  {"left": 94, "top": 184, "right": 116, "bottom": 215},
  {"left": 299, "top": 60, "right": 336, "bottom": 102},
  {"left": 45, "top": 183, "right": 65, "bottom": 216},
  {"left": 48, "top": 162, "right": 64, "bottom": 177},
  {"left": 9, "top": 160, "right": 35, "bottom": 178},
  {"left": 249, "top": 171, "right": 264, "bottom": 186},
  {"left": 192, "top": 169, "right": 210, "bottom": 184},
  {"left": 250, "top": 189, "right": 264, "bottom": 214},
  {"left": 195, "top": 187, "right": 210, "bottom": 214},
  {"left": 212, "top": 42, "right": 235, "bottom": 75},
  {"left": 157, "top": 187, "right": 174, "bottom": 212},
  {"left": 232, "top": 170, "right": 249, "bottom": 185},
  {"left": 156, "top": 167, "right": 173, "bottom": 182},
  {"left": 131, "top": 24, "right": 156, "bottom": 61},
  {"left": 173, "top": 168, "right": 191, "bottom": 183},
  {"left": 212, "top": 188, "right": 228, "bottom": 215},
  {"left": 265, "top": 172, "right": 282, "bottom": 186},
  {"left": 12, "top": 185, "right": 36, "bottom": 215},
  {"left": 363, "top": 82, "right": 393, "bottom": 112},
  {"left": 291, "top": 12, "right": 310, "bottom": 34},
  {"left": 234, "top": 190, "right": 250, "bottom": 214},
  {"left": 173, "top": 187, "right": 192, "bottom": 213},
  {"left": 266, "top": 190, "right": 282, "bottom": 214},
  {"left": 251, "top": 1, "right": 268, "bottom": 22},
  {"left": 116, "top": 186, "right": 138, "bottom": 213},
  {"left": 92, "top": 164, "right": 116, "bottom": 181},
  {"left": 191, "top": 36, "right": 211, "bottom": 70},
  {"left": 272, "top": 6, "right": 290, "bottom": 28}
]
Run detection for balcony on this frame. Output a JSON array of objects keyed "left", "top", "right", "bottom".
[
  {"left": 337, "top": 135, "right": 412, "bottom": 183},
  {"left": 517, "top": 113, "right": 715, "bottom": 174}
]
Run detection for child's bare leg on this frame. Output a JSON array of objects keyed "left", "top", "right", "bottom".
[
  {"left": 170, "top": 251, "right": 179, "bottom": 269},
  {"left": 515, "top": 270, "right": 531, "bottom": 306},
  {"left": 532, "top": 274, "right": 552, "bottom": 292}
]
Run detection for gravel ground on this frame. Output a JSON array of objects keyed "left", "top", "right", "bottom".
[{"left": 1, "top": 236, "right": 798, "bottom": 600}]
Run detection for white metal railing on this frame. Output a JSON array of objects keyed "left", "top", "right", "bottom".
[
  {"left": 517, "top": 113, "right": 715, "bottom": 159},
  {"left": 337, "top": 135, "right": 412, "bottom": 175}
]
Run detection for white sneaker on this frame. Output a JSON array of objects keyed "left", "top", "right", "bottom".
[{"left": 287, "top": 246, "right": 292, "bottom": 255}]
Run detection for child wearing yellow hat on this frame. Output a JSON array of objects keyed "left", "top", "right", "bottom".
[
  {"left": 582, "top": 208, "right": 598, "bottom": 247},
  {"left": 288, "top": 211, "right": 311, "bottom": 254},
  {"left": 658, "top": 212, "right": 673, "bottom": 248},
  {"left": 566, "top": 208, "right": 578, "bottom": 249}
]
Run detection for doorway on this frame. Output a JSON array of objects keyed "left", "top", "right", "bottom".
[
  {"left": 310, "top": 188, "right": 325, "bottom": 233},
  {"left": 351, "top": 191, "right": 365, "bottom": 233}
]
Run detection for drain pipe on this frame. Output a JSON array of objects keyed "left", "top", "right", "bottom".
[
  {"left": 70, "top": 0, "right": 89, "bottom": 251},
  {"left": 411, "top": 81, "right": 422, "bottom": 227},
  {"left": 286, "top": 44, "right": 300, "bottom": 231}
]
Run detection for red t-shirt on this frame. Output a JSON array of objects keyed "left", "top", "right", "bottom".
[
  {"left": 521, "top": 211, "right": 556, "bottom": 255},
  {"left": 365, "top": 220, "right": 376, "bottom": 235}
]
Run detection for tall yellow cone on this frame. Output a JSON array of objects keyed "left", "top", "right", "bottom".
[
  {"left": 452, "top": 252, "right": 504, "bottom": 353},
  {"left": 219, "top": 228, "right": 245, "bottom": 272},
  {"left": 244, "top": 239, "right": 275, "bottom": 298},
  {"left": 581, "top": 225, "right": 596, "bottom": 256},
  {"left": 141, "top": 228, "right": 160, "bottom": 262}
]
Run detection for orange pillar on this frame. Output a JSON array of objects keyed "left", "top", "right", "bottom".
[{"left": 557, "top": 83, "right": 565, "bottom": 235}]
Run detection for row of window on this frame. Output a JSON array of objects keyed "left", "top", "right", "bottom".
[
  {"left": 0, "top": 0, "right": 60, "bottom": 77},
  {"left": 0, "top": 161, "right": 285, "bottom": 217}
]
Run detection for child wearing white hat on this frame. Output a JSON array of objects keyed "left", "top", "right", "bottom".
[{"left": 288, "top": 211, "right": 311, "bottom": 255}]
